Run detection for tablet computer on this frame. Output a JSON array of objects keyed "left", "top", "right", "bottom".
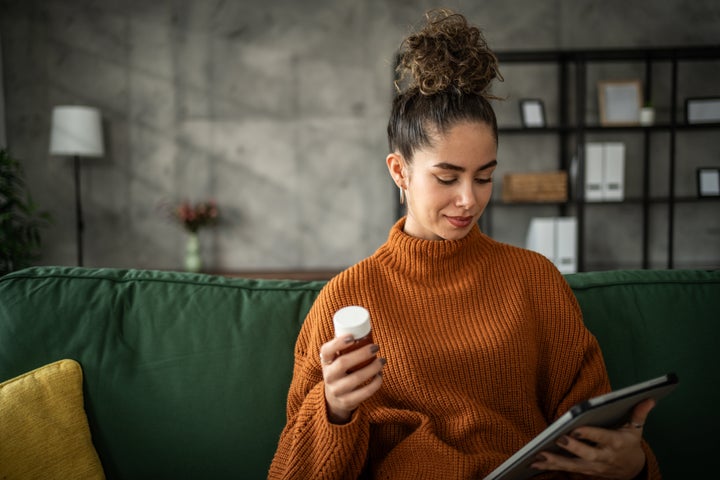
[{"left": 483, "top": 372, "right": 679, "bottom": 480}]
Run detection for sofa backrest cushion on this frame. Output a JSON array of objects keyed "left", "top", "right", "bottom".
[
  {"left": 0, "top": 267, "right": 323, "bottom": 480},
  {"left": 1, "top": 267, "right": 718, "bottom": 479},
  {"left": 566, "top": 269, "right": 720, "bottom": 479}
]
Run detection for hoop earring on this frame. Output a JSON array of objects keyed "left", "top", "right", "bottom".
[{"left": 399, "top": 187, "right": 405, "bottom": 205}]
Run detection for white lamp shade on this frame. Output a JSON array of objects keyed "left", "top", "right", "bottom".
[{"left": 49, "top": 106, "right": 104, "bottom": 157}]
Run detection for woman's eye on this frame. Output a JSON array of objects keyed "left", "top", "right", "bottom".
[
  {"left": 475, "top": 177, "right": 493, "bottom": 184},
  {"left": 436, "top": 177, "right": 457, "bottom": 185}
]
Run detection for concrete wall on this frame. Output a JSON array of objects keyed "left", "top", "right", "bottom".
[
  {"left": 1, "top": 0, "right": 719, "bottom": 272},
  {"left": 0, "top": 34, "right": 5, "bottom": 147}
]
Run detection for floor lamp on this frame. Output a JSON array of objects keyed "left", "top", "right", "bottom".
[{"left": 49, "top": 106, "right": 104, "bottom": 267}]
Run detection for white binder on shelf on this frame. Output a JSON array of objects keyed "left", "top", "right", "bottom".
[
  {"left": 526, "top": 218, "right": 556, "bottom": 261},
  {"left": 584, "top": 143, "right": 605, "bottom": 202},
  {"left": 526, "top": 217, "right": 578, "bottom": 274},
  {"left": 584, "top": 142, "right": 626, "bottom": 201},
  {"left": 603, "top": 142, "right": 625, "bottom": 201},
  {"left": 555, "top": 218, "right": 577, "bottom": 273}
]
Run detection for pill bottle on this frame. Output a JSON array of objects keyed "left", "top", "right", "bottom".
[{"left": 333, "top": 306, "right": 374, "bottom": 373}]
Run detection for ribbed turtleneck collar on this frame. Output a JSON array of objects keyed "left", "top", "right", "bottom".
[{"left": 374, "top": 217, "right": 492, "bottom": 283}]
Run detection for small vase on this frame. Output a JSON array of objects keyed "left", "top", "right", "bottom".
[
  {"left": 184, "top": 232, "right": 202, "bottom": 273},
  {"left": 640, "top": 107, "right": 655, "bottom": 126}
]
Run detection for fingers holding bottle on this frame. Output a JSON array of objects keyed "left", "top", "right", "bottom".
[
  {"left": 321, "top": 306, "right": 385, "bottom": 424},
  {"left": 320, "top": 336, "right": 386, "bottom": 424}
]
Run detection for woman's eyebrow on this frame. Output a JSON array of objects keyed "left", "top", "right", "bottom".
[
  {"left": 478, "top": 160, "right": 498, "bottom": 171},
  {"left": 432, "top": 159, "right": 498, "bottom": 173}
]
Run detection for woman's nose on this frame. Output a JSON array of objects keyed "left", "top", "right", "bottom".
[{"left": 455, "top": 182, "right": 476, "bottom": 208}]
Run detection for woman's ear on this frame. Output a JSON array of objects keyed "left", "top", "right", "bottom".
[{"left": 386, "top": 152, "right": 407, "bottom": 189}]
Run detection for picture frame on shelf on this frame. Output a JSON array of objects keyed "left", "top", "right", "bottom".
[
  {"left": 686, "top": 97, "right": 720, "bottom": 124},
  {"left": 598, "top": 80, "right": 643, "bottom": 126},
  {"left": 519, "top": 99, "right": 546, "bottom": 128},
  {"left": 697, "top": 168, "right": 720, "bottom": 197}
]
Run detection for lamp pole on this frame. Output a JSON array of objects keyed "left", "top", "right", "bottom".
[
  {"left": 49, "top": 105, "right": 104, "bottom": 268},
  {"left": 73, "top": 155, "right": 84, "bottom": 266}
]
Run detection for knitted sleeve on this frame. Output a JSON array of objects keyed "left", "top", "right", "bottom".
[
  {"left": 267, "top": 286, "right": 371, "bottom": 480},
  {"left": 532, "top": 263, "right": 662, "bottom": 479},
  {"left": 538, "top": 268, "right": 611, "bottom": 422}
]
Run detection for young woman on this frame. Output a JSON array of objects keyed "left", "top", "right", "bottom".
[{"left": 269, "top": 10, "right": 660, "bottom": 480}]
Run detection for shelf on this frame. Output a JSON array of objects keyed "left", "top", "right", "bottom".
[
  {"left": 485, "top": 45, "right": 720, "bottom": 271},
  {"left": 491, "top": 196, "right": 717, "bottom": 207},
  {"left": 499, "top": 122, "right": 720, "bottom": 134},
  {"left": 581, "top": 196, "right": 718, "bottom": 205},
  {"left": 490, "top": 200, "right": 566, "bottom": 207},
  {"left": 496, "top": 45, "right": 720, "bottom": 63},
  {"left": 581, "top": 122, "right": 720, "bottom": 132}
]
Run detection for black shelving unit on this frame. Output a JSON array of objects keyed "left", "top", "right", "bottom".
[{"left": 490, "top": 45, "right": 720, "bottom": 271}]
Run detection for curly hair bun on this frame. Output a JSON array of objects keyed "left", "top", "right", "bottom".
[{"left": 396, "top": 9, "right": 501, "bottom": 97}]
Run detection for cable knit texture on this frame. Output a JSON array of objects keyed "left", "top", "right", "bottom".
[{"left": 269, "top": 218, "right": 661, "bottom": 480}]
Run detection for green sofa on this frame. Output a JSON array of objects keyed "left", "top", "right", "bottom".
[{"left": 1, "top": 266, "right": 718, "bottom": 478}]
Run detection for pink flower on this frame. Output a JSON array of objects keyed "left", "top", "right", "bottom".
[{"left": 171, "top": 200, "right": 219, "bottom": 233}]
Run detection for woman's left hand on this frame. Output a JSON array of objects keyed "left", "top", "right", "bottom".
[{"left": 531, "top": 398, "right": 656, "bottom": 479}]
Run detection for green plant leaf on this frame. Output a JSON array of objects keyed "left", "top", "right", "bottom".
[{"left": 0, "top": 148, "right": 52, "bottom": 276}]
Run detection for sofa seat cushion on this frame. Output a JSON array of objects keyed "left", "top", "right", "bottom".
[{"left": 0, "top": 359, "right": 105, "bottom": 479}]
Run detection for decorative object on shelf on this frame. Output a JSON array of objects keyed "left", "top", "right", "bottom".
[
  {"left": 169, "top": 200, "right": 219, "bottom": 273},
  {"left": 502, "top": 171, "right": 567, "bottom": 203},
  {"left": 585, "top": 142, "right": 625, "bottom": 202},
  {"left": 0, "top": 148, "right": 51, "bottom": 276},
  {"left": 697, "top": 168, "right": 720, "bottom": 197},
  {"left": 639, "top": 104, "right": 655, "bottom": 126},
  {"left": 49, "top": 105, "right": 104, "bottom": 266},
  {"left": 519, "top": 99, "right": 546, "bottom": 128},
  {"left": 685, "top": 97, "right": 720, "bottom": 124},
  {"left": 598, "top": 80, "right": 642, "bottom": 126}
]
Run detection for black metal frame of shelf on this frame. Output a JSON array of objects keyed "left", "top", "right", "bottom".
[
  {"left": 499, "top": 123, "right": 720, "bottom": 133},
  {"left": 492, "top": 196, "right": 717, "bottom": 207},
  {"left": 493, "top": 45, "right": 720, "bottom": 271},
  {"left": 496, "top": 46, "right": 720, "bottom": 63}
]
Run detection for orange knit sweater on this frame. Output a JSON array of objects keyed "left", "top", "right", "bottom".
[{"left": 269, "top": 218, "right": 661, "bottom": 480}]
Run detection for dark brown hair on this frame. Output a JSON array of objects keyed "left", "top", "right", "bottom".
[{"left": 387, "top": 10, "right": 502, "bottom": 161}]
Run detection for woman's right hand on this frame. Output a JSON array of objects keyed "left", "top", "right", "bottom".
[{"left": 320, "top": 335, "right": 386, "bottom": 424}]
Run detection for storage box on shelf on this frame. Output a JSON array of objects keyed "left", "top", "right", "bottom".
[{"left": 502, "top": 171, "right": 568, "bottom": 203}]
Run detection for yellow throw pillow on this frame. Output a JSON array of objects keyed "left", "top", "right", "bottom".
[{"left": 0, "top": 359, "right": 105, "bottom": 479}]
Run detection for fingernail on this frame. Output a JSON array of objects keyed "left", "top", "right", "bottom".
[
  {"left": 343, "top": 335, "right": 354, "bottom": 343},
  {"left": 379, "top": 357, "right": 387, "bottom": 366},
  {"left": 534, "top": 454, "right": 547, "bottom": 462},
  {"left": 370, "top": 344, "right": 380, "bottom": 354},
  {"left": 571, "top": 431, "right": 583, "bottom": 439},
  {"left": 557, "top": 436, "right": 569, "bottom": 446}
]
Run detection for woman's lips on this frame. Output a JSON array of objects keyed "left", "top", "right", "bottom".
[{"left": 446, "top": 215, "right": 474, "bottom": 228}]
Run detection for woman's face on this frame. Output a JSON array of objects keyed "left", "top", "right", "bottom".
[{"left": 392, "top": 121, "right": 497, "bottom": 241}]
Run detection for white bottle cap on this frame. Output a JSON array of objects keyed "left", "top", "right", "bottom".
[{"left": 333, "top": 306, "right": 371, "bottom": 339}]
